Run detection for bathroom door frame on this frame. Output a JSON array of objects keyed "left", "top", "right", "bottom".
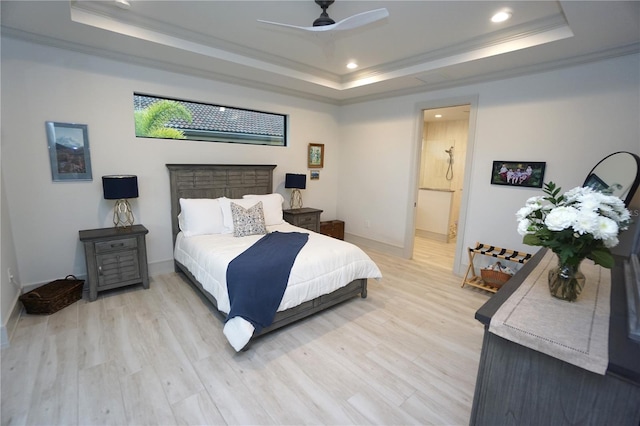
[{"left": 405, "top": 95, "right": 479, "bottom": 275}]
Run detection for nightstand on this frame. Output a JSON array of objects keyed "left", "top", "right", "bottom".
[
  {"left": 283, "top": 208, "right": 323, "bottom": 232},
  {"left": 79, "top": 225, "right": 149, "bottom": 301},
  {"left": 320, "top": 220, "right": 345, "bottom": 240}
]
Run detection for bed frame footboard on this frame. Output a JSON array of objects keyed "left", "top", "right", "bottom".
[{"left": 175, "top": 260, "right": 367, "bottom": 339}]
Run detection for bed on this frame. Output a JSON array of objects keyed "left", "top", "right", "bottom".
[{"left": 166, "top": 164, "right": 382, "bottom": 351}]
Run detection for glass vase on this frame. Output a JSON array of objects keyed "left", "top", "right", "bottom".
[{"left": 548, "top": 257, "right": 585, "bottom": 302}]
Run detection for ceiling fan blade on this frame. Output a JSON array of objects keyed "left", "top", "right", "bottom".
[
  {"left": 258, "top": 8, "right": 388, "bottom": 33},
  {"left": 257, "top": 19, "right": 318, "bottom": 31},
  {"left": 331, "top": 8, "right": 389, "bottom": 31}
]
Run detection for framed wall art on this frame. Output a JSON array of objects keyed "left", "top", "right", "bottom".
[
  {"left": 308, "top": 143, "right": 324, "bottom": 168},
  {"left": 46, "top": 121, "right": 92, "bottom": 181},
  {"left": 310, "top": 170, "right": 320, "bottom": 180},
  {"left": 490, "top": 161, "right": 545, "bottom": 188}
]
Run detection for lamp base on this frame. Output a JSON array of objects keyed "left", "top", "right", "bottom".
[
  {"left": 113, "top": 199, "right": 135, "bottom": 228},
  {"left": 290, "top": 189, "right": 303, "bottom": 209}
]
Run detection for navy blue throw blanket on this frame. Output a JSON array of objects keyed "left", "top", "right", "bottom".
[{"left": 226, "top": 231, "right": 309, "bottom": 333}]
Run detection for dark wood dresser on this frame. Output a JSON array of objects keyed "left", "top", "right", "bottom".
[
  {"left": 470, "top": 249, "right": 640, "bottom": 425},
  {"left": 320, "top": 220, "right": 345, "bottom": 240}
]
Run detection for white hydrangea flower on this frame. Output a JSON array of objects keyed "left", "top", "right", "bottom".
[
  {"left": 517, "top": 218, "right": 532, "bottom": 236},
  {"left": 604, "top": 235, "right": 619, "bottom": 248},
  {"left": 526, "top": 196, "right": 544, "bottom": 206},
  {"left": 516, "top": 206, "right": 535, "bottom": 221},
  {"left": 593, "top": 216, "right": 619, "bottom": 241},
  {"left": 573, "top": 210, "right": 599, "bottom": 235},
  {"left": 544, "top": 206, "right": 578, "bottom": 231},
  {"left": 576, "top": 192, "right": 602, "bottom": 212}
]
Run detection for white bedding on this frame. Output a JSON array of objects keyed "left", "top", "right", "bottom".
[{"left": 174, "top": 222, "right": 382, "bottom": 350}]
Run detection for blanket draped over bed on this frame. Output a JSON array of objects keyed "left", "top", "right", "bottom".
[{"left": 226, "top": 231, "right": 309, "bottom": 333}]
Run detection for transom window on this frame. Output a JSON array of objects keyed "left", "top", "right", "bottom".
[{"left": 133, "top": 93, "right": 287, "bottom": 146}]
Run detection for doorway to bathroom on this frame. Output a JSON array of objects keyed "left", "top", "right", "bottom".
[{"left": 414, "top": 104, "right": 470, "bottom": 270}]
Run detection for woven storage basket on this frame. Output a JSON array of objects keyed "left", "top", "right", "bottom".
[
  {"left": 19, "top": 275, "right": 84, "bottom": 315},
  {"left": 480, "top": 269, "right": 512, "bottom": 289}
]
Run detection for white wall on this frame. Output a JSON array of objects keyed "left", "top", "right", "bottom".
[
  {"left": 0, "top": 37, "right": 340, "bottom": 293},
  {"left": 338, "top": 53, "right": 640, "bottom": 271}
]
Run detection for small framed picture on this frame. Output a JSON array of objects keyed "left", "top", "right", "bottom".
[
  {"left": 310, "top": 170, "right": 320, "bottom": 180},
  {"left": 308, "top": 143, "right": 324, "bottom": 168},
  {"left": 490, "top": 161, "right": 545, "bottom": 188},
  {"left": 46, "top": 121, "right": 92, "bottom": 181}
]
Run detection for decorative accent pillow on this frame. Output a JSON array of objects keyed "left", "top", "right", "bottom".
[
  {"left": 243, "top": 193, "right": 284, "bottom": 226},
  {"left": 230, "top": 201, "right": 267, "bottom": 237},
  {"left": 220, "top": 197, "right": 258, "bottom": 233},
  {"left": 179, "top": 198, "right": 226, "bottom": 237}
]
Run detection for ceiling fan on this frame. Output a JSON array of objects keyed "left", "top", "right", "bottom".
[{"left": 257, "top": 0, "right": 389, "bottom": 33}]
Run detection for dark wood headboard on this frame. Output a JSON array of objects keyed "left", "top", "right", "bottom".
[{"left": 166, "top": 164, "right": 277, "bottom": 245}]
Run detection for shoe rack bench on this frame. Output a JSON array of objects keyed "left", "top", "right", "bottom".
[{"left": 462, "top": 242, "right": 532, "bottom": 294}]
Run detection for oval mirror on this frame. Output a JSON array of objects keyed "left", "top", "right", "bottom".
[{"left": 584, "top": 151, "right": 640, "bottom": 206}]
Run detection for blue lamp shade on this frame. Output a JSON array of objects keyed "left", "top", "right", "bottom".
[
  {"left": 102, "top": 175, "right": 139, "bottom": 199},
  {"left": 285, "top": 173, "right": 306, "bottom": 190}
]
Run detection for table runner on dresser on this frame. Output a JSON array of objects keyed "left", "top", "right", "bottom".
[{"left": 489, "top": 250, "right": 611, "bottom": 374}]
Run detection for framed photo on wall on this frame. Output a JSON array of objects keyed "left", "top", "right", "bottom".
[
  {"left": 490, "top": 161, "right": 545, "bottom": 188},
  {"left": 308, "top": 143, "right": 324, "bottom": 168},
  {"left": 46, "top": 121, "right": 92, "bottom": 181}
]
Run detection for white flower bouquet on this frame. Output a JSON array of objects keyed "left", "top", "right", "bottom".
[{"left": 516, "top": 182, "right": 631, "bottom": 269}]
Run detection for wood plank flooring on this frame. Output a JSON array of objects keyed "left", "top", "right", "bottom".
[{"left": 1, "top": 237, "right": 491, "bottom": 425}]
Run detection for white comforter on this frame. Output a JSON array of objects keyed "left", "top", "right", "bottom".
[{"left": 174, "top": 222, "right": 382, "bottom": 350}]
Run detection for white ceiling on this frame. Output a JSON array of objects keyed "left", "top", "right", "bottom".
[{"left": 2, "top": 1, "right": 639, "bottom": 105}]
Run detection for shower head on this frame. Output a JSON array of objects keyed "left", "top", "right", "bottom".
[{"left": 445, "top": 146, "right": 453, "bottom": 154}]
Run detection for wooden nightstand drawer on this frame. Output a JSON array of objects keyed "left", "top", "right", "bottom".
[
  {"left": 297, "top": 215, "right": 317, "bottom": 226},
  {"left": 95, "top": 237, "right": 137, "bottom": 254}
]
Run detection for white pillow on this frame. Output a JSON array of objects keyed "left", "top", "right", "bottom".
[
  {"left": 243, "top": 193, "right": 284, "bottom": 226},
  {"left": 178, "top": 198, "right": 226, "bottom": 237},
  {"left": 219, "top": 197, "right": 260, "bottom": 233}
]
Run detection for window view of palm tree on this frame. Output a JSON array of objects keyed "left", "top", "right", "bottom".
[
  {"left": 134, "top": 99, "right": 193, "bottom": 139},
  {"left": 133, "top": 94, "right": 287, "bottom": 146}
]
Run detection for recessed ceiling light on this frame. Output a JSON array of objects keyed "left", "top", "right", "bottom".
[
  {"left": 346, "top": 62, "right": 358, "bottom": 70},
  {"left": 435, "top": 114, "right": 443, "bottom": 118},
  {"left": 491, "top": 10, "right": 512, "bottom": 23},
  {"left": 115, "top": 0, "right": 131, "bottom": 9}
]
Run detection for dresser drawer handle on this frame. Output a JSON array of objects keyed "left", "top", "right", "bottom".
[{"left": 110, "top": 243, "right": 124, "bottom": 248}]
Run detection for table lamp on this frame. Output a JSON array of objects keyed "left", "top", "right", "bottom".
[
  {"left": 285, "top": 173, "right": 306, "bottom": 209},
  {"left": 102, "top": 175, "right": 138, "bottom": 228}
]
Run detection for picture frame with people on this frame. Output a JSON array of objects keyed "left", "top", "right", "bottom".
[{"left": 490, "top": 161, "right": 545, "bottom": 188}]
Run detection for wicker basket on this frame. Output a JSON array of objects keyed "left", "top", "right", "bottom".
[
  {"left": 480, "top": 268, "right": 512, "bottom": 289},
  {"left": 19, "top": 275, "right": 84, "bottom": 315}
]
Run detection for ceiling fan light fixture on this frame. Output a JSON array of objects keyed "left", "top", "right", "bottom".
[
  {"left": 257, "top": 2, "right": 388, "bottom": 34},
  {"left": 491, "top": 10, "right": 512, "bottom": 23},
  {"left": 313, "top": 0, "right": 336, "bottom": 27}
]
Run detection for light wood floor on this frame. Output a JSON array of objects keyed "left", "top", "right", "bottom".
[{"left": 2, "top": 237, "right": 490, "bottom": 425}]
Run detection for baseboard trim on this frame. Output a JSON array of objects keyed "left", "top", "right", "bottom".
[
  {"left": 415, "top": 229, "right": 449, "bottom": 242},
  {"left": 1, "top": 295, "right": 23, "bottom": 349},
  {"left": 149, "top": 259, "right": 175, "bottom": 277},
  {"left": 345, "top": 233, "right": 405, "bottom": 258}
]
